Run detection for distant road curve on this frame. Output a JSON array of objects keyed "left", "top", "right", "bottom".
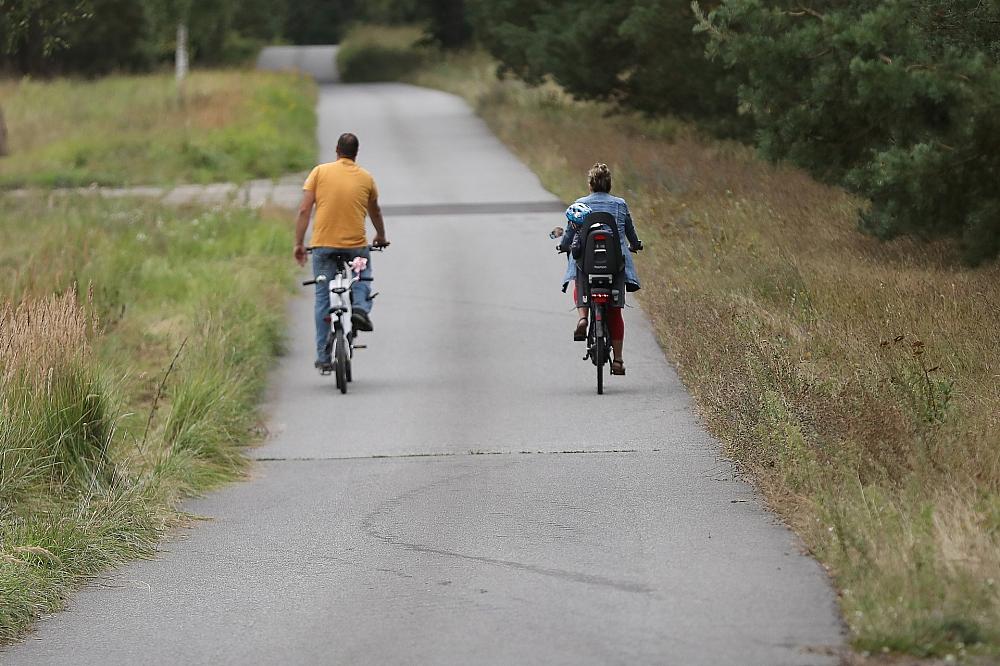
[{"left": 257, "top": 45, "right": 339, "bottom": 83}]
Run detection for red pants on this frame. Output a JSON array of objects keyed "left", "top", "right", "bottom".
[{"left": 574, "top": 286, "right": 624, "bottom": 340}]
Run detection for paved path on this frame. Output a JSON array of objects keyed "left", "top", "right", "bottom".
[
  {"left": 3, "top": 78, "right": 844, "bottom": 665},
  {"left": 4, "top": 174, "right": 308, "bottom": 209}
]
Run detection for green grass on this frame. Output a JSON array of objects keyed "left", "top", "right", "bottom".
[
  {"left": 0, "top": 194, "right": 294, "bottom": 642},
  {"left": 409, "top": 51, "right": 1000, "bottom": 661},
  {"left": 0, "top": 70, "right": 316, "bottom": 188}
]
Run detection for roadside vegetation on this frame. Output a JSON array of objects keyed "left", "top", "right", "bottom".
[
  {"left": 400, "top": 49, "right": 1000, "bottom": 659},
  {"left": 0, "top": 71, "right": 315, "bottom": 188},
  {"left": 0, "top": 195, "right": 294, "bottom": 641},
  {"left": 336, "top": 25, "right": 429, "bottom": 83}
]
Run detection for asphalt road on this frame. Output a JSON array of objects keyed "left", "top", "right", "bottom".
[{"left": 3, "top": 74, "right": 844, "bottom": 664}]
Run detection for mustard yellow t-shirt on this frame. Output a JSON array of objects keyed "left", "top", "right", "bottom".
[{"left": 303, "top": 158, "right": 378, "bottom": 248}]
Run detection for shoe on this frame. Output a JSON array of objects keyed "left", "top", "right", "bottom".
[
  {"left": 573, "top": 317, "right": 588, "bottom": 342},
  {"left": 314, "top": 360, "right": 333, "bottom": 373},
  {"left": 352, "top": 311, "right": 374, "bottom": 332},
  {"left": 611, "top": 359, "right": 626, "bottom": 376}
]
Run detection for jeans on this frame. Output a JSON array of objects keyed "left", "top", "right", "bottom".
[{"left": 312, "top": 246, "right": 373, "bottom": 363}]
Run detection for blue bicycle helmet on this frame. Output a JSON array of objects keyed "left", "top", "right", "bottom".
[{"left": 565, "top": 202, "right": 592, "bottom": 226}]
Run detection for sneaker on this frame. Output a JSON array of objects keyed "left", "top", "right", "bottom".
[
  {"left": 314, "top": 360, "right": 333, "bottom": 373},
  {"left": 352, "top": 311, "right": 374, "bottom": 332}
]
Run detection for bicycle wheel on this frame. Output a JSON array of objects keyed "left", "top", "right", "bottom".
[
  {"left": 346, "top": 332, "right": 353, "bottom": 383},
  {"left": 334, "top": 331, "right": 348, "bottom": 394},
  {"left": 594, "top": 305, "right": 605, "bottom": 395}
]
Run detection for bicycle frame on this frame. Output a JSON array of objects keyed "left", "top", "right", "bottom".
[{"left": 321, "top": 267, "right": 356, "bottom": 338}]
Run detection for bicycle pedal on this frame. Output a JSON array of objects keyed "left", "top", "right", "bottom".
[{"left": 353, "top": 344, "right": 367, "bottom": 349}]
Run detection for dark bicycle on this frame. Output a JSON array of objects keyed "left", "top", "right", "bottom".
[{"left": 553, "top": 212, "right": 641, "bottom": 395}]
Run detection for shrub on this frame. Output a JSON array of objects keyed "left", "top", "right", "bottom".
[{"left": 336, "top": 25, "right": 429, "bottom": 83}]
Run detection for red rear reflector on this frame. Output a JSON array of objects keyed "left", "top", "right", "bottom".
[
  {"left": 592, "top": 293, "right": 610, "bottom": 303},
  {"left": 323, "top": 316, "right": 332, "bottom": 323},
  {"left": 594, "top": 234, "right": 608, "bottom": 241}
]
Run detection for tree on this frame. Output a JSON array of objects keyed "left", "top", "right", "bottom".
[
  {"left": 467, "top": 0, "right": 738, "bottom": 123},
  {"left": 697, "top": 0, "right": 1000, "bottom": 262},
  {"left": 285, "top": 0, "right": 357, "bottom": 45},
  {"left": 424, "top": 0, "right": 473, "bottom": 49},
  {"left": 0, "top": 0, "right": 93, "bottom": 156}
]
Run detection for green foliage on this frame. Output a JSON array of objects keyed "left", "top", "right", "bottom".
[
  {"left": 467, "top": 0, "right": 738, "bottom": 124},
  {"left": 698, "top": 0, "right": 1000, "bottom": 262},
  {"left": 0, "top": 0, "right": 92, "bottom": 69},
  {"left": 423, "top": 0, "right": 473, "bottom": 48},
  {"left": 337, "top": 25, "right": 429, "bottom": 82}
]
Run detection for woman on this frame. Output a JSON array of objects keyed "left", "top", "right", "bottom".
[{"left": 560, "top": 163, "right": 642, "bottom": 376}]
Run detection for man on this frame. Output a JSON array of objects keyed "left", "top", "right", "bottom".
[{"left": 294, "top": 132, "right": 389, "bottom": 369}]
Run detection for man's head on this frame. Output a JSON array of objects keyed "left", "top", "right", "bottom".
[{"left": 336, "top": 133, "right": 360, "bottom": 160}]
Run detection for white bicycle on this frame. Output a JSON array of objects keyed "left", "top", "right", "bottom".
[{"left": 302, "top": 246, "right": 383, "bottom": 394}]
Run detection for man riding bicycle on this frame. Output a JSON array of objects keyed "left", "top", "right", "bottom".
[{"left": 294, "top": 132, "right": 389, "bottom": 370}]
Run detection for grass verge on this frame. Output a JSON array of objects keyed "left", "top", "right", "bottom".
[
  {"left": 411, "top": 51, "right": 1000, "bottom": 660},
  {"left": 0, "top": 70, "right": 316, "bottom": 189},
  {"left": 0, "top": 194, "right": 294, "bottom": 642}
]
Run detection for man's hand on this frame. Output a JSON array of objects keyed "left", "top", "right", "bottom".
[
  {"left": 372, "top": 234, "right": 390, "bottom": 248},
  {"left": 294, "top": 244, "right": 308, "bottom": 266}
]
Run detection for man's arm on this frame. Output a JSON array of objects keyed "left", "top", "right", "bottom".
[
  {"left": 294, "top": 190, "right": 316, "bottom": 266},
  {"left": 368, "top": 195, "right": 389, "bottom": 247}
]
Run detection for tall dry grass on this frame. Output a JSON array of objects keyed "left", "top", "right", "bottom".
[
  {"left": 0, "top": 292, "right": 110, "bottom": 496},
  {"left": 412, "top": 53, "right": 1000, "bottom": 658}
]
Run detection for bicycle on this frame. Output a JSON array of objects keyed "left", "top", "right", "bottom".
[
  {"left": 552, "top": 218, "right": 641, "bottom": 395},
  {"left": 302, "top": 246, "right": 384, "bottom": 394}
]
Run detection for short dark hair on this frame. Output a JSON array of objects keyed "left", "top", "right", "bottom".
[{"left": 337, "top": 133, "right": 359, "bottom": 159}]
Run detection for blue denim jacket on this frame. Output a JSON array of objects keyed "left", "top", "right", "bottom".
[{"left": 561, "top": 192, "right": 641, "bottom": 291}]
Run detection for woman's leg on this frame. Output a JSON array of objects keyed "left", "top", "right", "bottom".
[
  {"left": 572, "top": 284, "right": 588, "bottom": 339},
  {"left": 572, "top": 284, "right": 587, "bottom": 320},
  {"left": 608, "top": 307, "right": 625, "bottom": 361}
]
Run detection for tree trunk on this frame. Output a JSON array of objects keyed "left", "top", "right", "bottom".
[
  {"left": 0, "top": 106, "right": 8, "bottom": 157},
  {"left": 175, "top": 23, "right": 189, "bottom": 104}
]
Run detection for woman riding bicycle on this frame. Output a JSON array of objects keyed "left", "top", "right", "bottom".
[{"left": 559, "top": 163, "right": 642, "bottom": 376}]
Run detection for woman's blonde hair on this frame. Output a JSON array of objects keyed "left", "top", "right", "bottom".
[{"left": 588, "top": 163, "right": 612, "bottom": 193}]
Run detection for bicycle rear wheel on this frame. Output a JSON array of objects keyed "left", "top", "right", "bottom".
[
  {"left": 334, "top": 330, "right": 348, "bottom": 394},
  {"left": 594, "top": 305, "right": 605, "bottom": 395}
]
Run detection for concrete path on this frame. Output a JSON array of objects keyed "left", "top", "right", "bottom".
[{"left": 3, "top": 79, "right": 844, "bottom": 665}]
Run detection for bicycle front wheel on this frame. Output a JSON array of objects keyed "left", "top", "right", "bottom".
[{"left": 334, "top": 331, "right": 348, "bottom": 394}]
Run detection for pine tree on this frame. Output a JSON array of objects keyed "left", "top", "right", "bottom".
[{"left": 697, "top": 0, "right": 1000, "bottom": 262}]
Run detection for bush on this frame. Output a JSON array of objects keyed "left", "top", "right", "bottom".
[
  {"left": 336, "top": 25, "right": 429, "bottom": 82},
  {"left": 697, "top": 0, "right": 1000, "bottom": 262}
]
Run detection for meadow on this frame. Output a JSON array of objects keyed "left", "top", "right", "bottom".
[
  {"left": 0, "top": 70, "right": 315, "bottom": 188},
  {"left": 407, "top": 51, "right": 1000, "bottom": 659}
]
